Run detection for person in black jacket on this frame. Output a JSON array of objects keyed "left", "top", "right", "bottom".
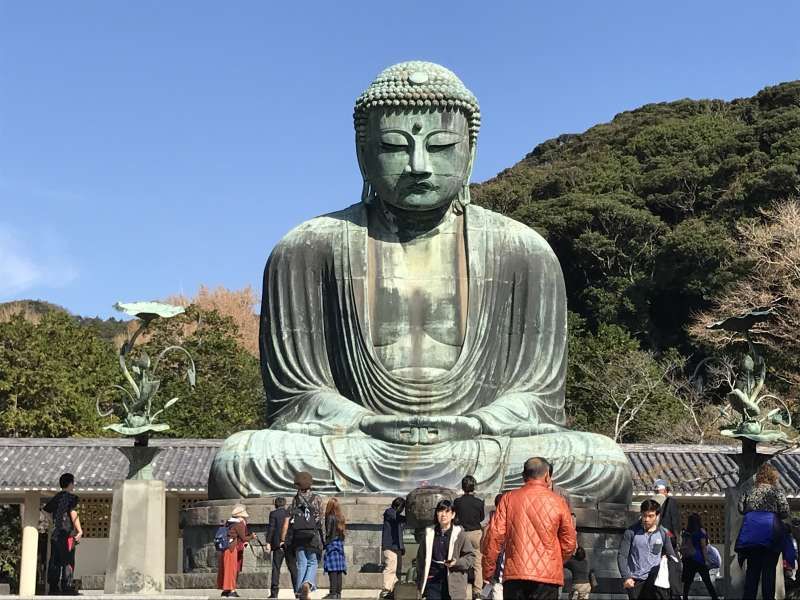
[
  {"left": 381, "top": 497, "right": 406, "bottom": 598},
  {"left": 453, "top": 475, "right": 484, "bottom": 599},
  {"left": 651, "top": 479, "right": 681, "bottom": 540},
  {"left": 265, "top": 497, "right": 291, "bottom": 598}
]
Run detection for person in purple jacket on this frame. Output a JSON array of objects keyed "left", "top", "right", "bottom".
[{"left": 737, "top": 463, "right": 790, "bottom": 600}]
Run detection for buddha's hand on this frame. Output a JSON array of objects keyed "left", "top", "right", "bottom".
[{"left": 359, "top": 415, "right": 482, "bottom": 445}]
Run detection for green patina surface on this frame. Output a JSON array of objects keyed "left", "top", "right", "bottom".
[{"left": 209, "top": 62, "right": 632, "bottom": 502}]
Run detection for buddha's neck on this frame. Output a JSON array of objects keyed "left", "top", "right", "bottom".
[{"left": 374, "top": 198, "right": 455, "bottom": 240}]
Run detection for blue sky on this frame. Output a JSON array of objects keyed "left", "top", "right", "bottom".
[{"left": 2, "top": 1, "right": 799, "bottom": 318}]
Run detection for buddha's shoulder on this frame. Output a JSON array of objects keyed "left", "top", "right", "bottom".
[
  {"left": 271, "top": 203, "right": 363, "bottom": 255},
  {"left": 468, "top": 205, "right": 554, "bottom": 256}
]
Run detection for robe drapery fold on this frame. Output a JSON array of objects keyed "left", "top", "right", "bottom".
[{"left": 262, "top": 202, "right": 567, "bottom": 431}]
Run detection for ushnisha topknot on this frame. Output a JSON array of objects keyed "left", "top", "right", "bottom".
[{"left": 354, "top": 61, "right": 481, "bottom": 145}]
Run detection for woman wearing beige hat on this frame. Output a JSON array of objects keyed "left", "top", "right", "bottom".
[{"left": 217, "top": 504, "right": 255, "bottom": 597}]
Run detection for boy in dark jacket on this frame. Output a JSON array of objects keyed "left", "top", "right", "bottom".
[
  {"left": 265, "top": 497, "right": 290, "bottom": 598},
  {"left": 381, "top": 497, "right": 407, "bottom": 598}
]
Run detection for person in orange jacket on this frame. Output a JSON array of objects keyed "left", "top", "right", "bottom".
[{"left": 482, "top": 457, "right": 577, "bottom": 600}]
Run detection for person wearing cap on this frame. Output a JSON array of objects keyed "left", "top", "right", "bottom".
[
  {"left": 217, "top": 504, "right": 255, "bottom": 598},
  {"left": 281, "top": 471, "right": 324, "bottom": 600},
  {"left": 651, "top": 480, "right": 681, "bottom": 540}
]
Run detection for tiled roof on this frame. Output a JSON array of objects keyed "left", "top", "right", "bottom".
[
  {"left": 623, "top": 443, "right": 800, "bottom": 498},
  {"left": 0, "top": 438, "right": 221, "bottom": 493},
  {"left": 2, "top": 439, "right": 800, "bottom": 498}
]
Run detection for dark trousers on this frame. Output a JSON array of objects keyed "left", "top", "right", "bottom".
[
  {"left": 328, "top": 571, "right": 343, "bottom": 596},
  {"left": 504, "top": 579, "right": 559, "bottom": 600},
  {"left": 47, "top": 532, "right": 75, "bottom": 594},
  {"left": 285, "top": 546, "right": 298, "bottom": 591},
  {"left": 270, "top": 548, "right": 286, "bottom": 597},
  {"left": 425, "top": 578, "right": 450, "bottom": 600},
  {"left": 626, "top": 570, "right": 669, "bottom": 600},
  {"left": 744, "top": 549, "right": 781, "bottom": 600},
  {"left": 681, "top": 558, "right": 718, "bottom": 600}
]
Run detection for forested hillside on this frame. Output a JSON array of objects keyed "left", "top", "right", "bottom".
[
  {"left": 473, "top": 80, "right": 800, "bottom": 354},
  {"left": 472, "top": 80, "right": 800, "bottom": 439}
]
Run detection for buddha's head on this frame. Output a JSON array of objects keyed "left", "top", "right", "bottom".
[{"left": 354, "top": 61, "right": 480, "bottom": 213}]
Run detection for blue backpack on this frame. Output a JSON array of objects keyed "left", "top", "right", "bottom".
[{"left": 214, "top": 523, "right": 231, "bottom": 551}]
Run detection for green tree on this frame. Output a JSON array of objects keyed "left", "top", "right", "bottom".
[
  {"left": 0, "top": 505, "right": 20, "bottom": 592},
  {"left": 566, "top": 313, "right": 684, "bottom": 442},
  {"left": 132, "top": 305, "right": 265, "bottom": 438},
  {"left": 0, "top": 312, "right": 120, "bottom": 437}
]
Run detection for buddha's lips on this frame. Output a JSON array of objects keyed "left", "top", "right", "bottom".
[{"left": 406, "top": 181, "right": 437, "bottom": 193}]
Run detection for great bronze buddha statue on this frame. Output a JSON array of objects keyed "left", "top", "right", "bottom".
[{"left": 209, "top": 61, "right": 632, "bottom": 503}]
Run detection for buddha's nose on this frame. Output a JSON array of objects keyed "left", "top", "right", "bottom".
[{"left": 407, "top": 144, "right": 432, "bottom": 176}]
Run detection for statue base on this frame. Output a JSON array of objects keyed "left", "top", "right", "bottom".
[
  {"left": 105, "top": 479, "right": 166, "bottom": 594},
  {"left": 181, "top": 493, "right": 636, "bottom": 590}
]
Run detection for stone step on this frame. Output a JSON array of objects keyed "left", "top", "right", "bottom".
[
  {"left": 0, "top": 592, "right": 383, "bottom": 600},
  {"left": 79, "top": 572, "right": 385, "bottom": 591}
]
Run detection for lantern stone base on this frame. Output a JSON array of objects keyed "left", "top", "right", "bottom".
[{"left": 104, "top": 479, "right": 166, "bottom": 594}]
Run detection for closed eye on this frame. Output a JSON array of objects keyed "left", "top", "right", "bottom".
[
  {"left": 427, "top": 143, "right": 457, "bottom": 153},
  {"left": 381, "top": 142, "right": 408, "bottom": 151}
]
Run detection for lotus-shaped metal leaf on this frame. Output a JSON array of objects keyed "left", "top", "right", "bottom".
[
  {"left": 706, "top": 307, "right": 774, "bottom": 333},
  {"left": 114, "top": 301, "right": 185, "bottom": 321},
  {"left": 100, "top": 301, "right": 195, "bottom": 447}
]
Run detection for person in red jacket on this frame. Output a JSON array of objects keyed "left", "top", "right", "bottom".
[{"left": 482, "top": 457, "right": 577, "bottom": 600}]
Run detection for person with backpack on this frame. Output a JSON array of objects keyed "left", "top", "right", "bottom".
[
  {"left": 266, "top": 497, "right": 291, "bottom": 598},
  {"left": 617, "top": 499, "right": 678, "bottom": 600},
  {"left": 680, "top": 513, "right": 719, "bottom": 600},
  {"left": 323, "top": 497, "right": 347, "bottom": 599},
  {"left": 280, "top": 471, "right": 324, "bottom": 600},
  {"left": 43, "top": 473, "right": 82, "bottom": 595},
  {"left": 216, "top": 504, "right": 255, "bottom": 597}
]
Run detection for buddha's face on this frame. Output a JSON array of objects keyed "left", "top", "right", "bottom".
[{"left": 362, "top": 108, "right": 471, "bottom": 212}]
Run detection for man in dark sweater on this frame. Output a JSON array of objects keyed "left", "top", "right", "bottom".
[
  {"left": 381, "top": 497, "right": 406, "bottom": 598},
  {"left": 453, "top": 475, "right": 485, "bottom": 599},
  {"left": 265, "top": 497, "right": 291, "bottom": 598}
]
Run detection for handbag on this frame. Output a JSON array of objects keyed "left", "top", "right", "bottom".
[
  {"left": 654, "top": 555, "right": 670, "bottom": 589},
  {"left": 707, "top": 545, "right": 721, "bottom": 570}
]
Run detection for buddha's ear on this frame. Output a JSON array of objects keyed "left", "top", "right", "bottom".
[
  {"left": 355, "top": 135, "right": 374, "bottom": 205},
  {"left": 457, "top": 143, "right": 477, "bottom": 210},
  {"left": 467, "top": 143, "right": 476, "bottom": 182}
]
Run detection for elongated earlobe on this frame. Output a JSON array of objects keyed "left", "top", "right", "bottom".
[{"left": 361, "top": 180, "right": 375, "bottom": 205}]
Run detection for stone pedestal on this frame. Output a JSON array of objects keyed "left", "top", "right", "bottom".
[
  {"left": 182, "top": 493, "right": 635, "bottom": 591},
  {"left": 570, "top": 498, "right": 638, "bottom": 594},
  {"left": 181, "top": 495, "right": 395, "bottom": 589},
  {"left": 105, "top": 479, "right": 166, "bottom": 594}
]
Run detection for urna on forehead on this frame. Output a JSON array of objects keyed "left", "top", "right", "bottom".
[{"left": 354, "top": 61, "right": 481, "bottom": 143}]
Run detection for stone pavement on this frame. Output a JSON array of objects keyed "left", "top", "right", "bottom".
[{"left": 1, "top": 591, "right": 383, "bottom": 600}]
